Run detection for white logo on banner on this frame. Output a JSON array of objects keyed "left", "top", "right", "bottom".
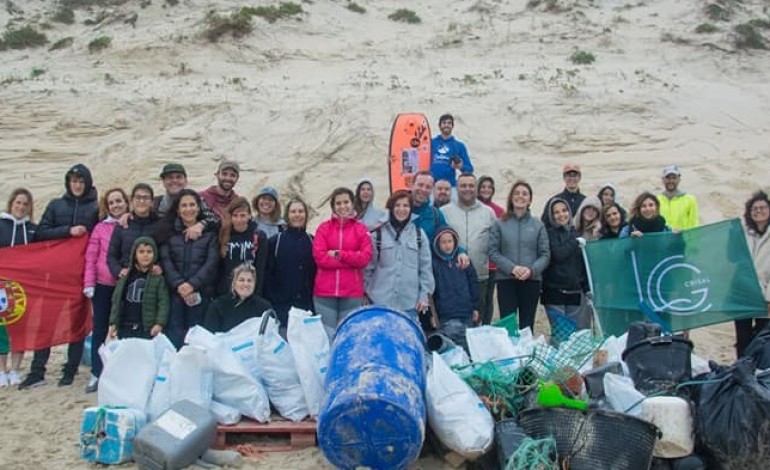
[{"left": 631, "top": 252, "right": 712, "bottom": 316}]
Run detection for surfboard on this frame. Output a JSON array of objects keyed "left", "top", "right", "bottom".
[{"left": 388, "top": 113, "right": 432, "bottom": 194}]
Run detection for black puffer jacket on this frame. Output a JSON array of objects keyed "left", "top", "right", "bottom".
[
  {"left": 107, "top": 213, "right": 159, "bottom": 278},
  {"left": 159, "top": 218, "right": 220, "bottom": 298},
  {"left": 36, "top": 164, "right": 99, "bottom": 240},
  {"left": 542, "top": 197, "right": 586, "bottom": 306},
  {"left": 217, "top": 220, "right": 268, "bottom": 297}
]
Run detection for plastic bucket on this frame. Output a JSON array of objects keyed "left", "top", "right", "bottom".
[
  {"left": 622, "top": 335, "right": 693, "bottom": 393},
  {"left": 317, "top": 306, "right": 427, "bottom": 470},
  {"left": 495, "top": 419, "right": 527, "bottom": 469},
  {"left": 640, "top": 397, "right": 694, "bottom": 458}
]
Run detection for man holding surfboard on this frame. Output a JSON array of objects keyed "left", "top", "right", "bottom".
[{"left": 430, "top": 113, "right": 474, "bottom": 200}]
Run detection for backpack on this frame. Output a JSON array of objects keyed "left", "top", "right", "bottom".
[{"left": 374, "top": 225, "right": 422, "bottom": 263}]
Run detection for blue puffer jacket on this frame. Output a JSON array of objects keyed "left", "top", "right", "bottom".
[
  {"left": 431, "top": 226, "right": 479, "bottom": 322},
  {"left": 159, "top": 218, "right": 220, "bottom": 297}
]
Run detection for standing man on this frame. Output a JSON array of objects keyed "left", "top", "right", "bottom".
[
  {"left": 430, "top": 113, "right": 474, "bottom": 198},
  {"left": 153, "top": 163, "right": 217, "bottom": 236},
  {"left": 541, "top": 163, "right": 586, "bottom": 223},
  {"left": 658, "top": 165, "right": 699, "bottom": 231},
  {"left": 433, "top": 179, "right": 452, "bottom": 209},
  {"left": 199, "top": 160, "right": 241, "bottom": 222},
  {"left": 441, "top": 173, "right": 497, "bottom": 324},
  {"left": 411, "top": 171, "right": 448, "bottom": 242},
  {"left": 19, "top": 164, "right": 99, "bottom": 389}
]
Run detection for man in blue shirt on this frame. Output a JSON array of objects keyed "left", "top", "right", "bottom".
[{"left": 430, "top": 114, "right": 474, "bottom": 196}]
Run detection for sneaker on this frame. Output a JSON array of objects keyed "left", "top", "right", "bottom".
[
  {"left": 8, "top": 370, "right": 21, "bottom": 386},
  {"left": 85, "top": 375, "right": 98, "bottom": 393},
  {"left": 0, "top": 371, "right": 8, "bottom": 388},
  {"left": 18, "top": 374, "right": 46, "bottom": 390},
  {"left": 58, "top": 372, "right": 76, "bottom": 387}
]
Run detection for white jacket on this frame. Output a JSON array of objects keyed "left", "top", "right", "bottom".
[
  {"left": 746, "top": 225, "right": 770, "bottom": 302},
  {"left": 441, "top": 201, "right": 496, "bottom": 280}
]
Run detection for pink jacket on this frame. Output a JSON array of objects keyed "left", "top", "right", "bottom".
[
  {"left": 84, "top": 218, "right": 119, "bottom": 287},
  {"left": 312, "top": 214, "right": 372, "bottom": 298}
]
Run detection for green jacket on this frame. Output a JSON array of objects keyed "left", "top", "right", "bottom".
[{"left": 109, "top": 236, "right": 170, "bottom": 330}]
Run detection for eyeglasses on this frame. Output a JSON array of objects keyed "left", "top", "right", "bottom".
[
  {"left": 751, "top": 205, "right": 769, "bottom": 213},
  {"left": 133, "top": 195, "right": 152, "bottom": 201}
]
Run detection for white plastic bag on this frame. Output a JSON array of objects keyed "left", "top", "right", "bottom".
[
  {"left": 211, "top": 400, "right": 241, "bottom": 425},
  {"left": 287, "top": 307, "right": 330, "bottom": 415},
  {"left": 147, "top": 348, "right": 175, "bottom": 421},
  {"left": 440, "top": 345, "right": 471, "bottom": 369},
  {"left": 257, "top": 311, "right": 309, "bottom": 422},
  {"left": 169, "top": 345, "right": 214, "bottom": 409},
  {"left": 186, "top": 325, "right": 271, "bottom": 423},
  {"left": 217, "top": 317, "right": 262, "bottom": 380},
  {"left": 604, "top": 373, "right": 644, "bottom": 416},
  {"left": 426, "top": 352, "right": 494, "bottom": 458},
  {"left": 466, "top": 326, "right": 520, "bottom": 364},
  {"left": 98, "top": 338, "right": 157, "bottom": 414}
]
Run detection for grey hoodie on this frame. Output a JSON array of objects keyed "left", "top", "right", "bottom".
[{"left": 355, "top": 178, "right": 386, "bottom": 231}]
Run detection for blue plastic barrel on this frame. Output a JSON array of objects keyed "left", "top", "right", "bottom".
[{"left": 318, "top": 306, "right": 427, "bottom": 470}]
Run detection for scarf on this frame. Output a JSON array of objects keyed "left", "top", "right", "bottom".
[
  {"left": 389, "top": 214, "right": 409, "bottom": 240},
  {"left": 630, "top": 215, "right": 667, "bottom": 234}
]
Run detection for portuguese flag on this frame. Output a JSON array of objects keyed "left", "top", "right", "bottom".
[{"left": 0, "top": 237, "right": 92, "bottom": 352}]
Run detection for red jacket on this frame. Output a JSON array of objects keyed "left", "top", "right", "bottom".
[{"left": 312, "top": 214, "right": 372, "bottom": 298}]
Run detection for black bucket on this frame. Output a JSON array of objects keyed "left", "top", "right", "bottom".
[
  {"left": 627, "top": 321, "right": 663, "bottom": 349},
  {"left": 518, "top": 407, "right": 659, "bottom": 470},
  {"left": 622, "top": 335, "right": 693, "bottom": 393},
  {"left": 582, "top": 361, "right": 624, "bottom": 399},
  {"left": 495, "top": 419, "right": 527, "bottom": 469}
]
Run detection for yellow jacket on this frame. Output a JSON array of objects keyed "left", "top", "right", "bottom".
[{"left": 658, "top": 192, "right": 699, "bottom": 230}]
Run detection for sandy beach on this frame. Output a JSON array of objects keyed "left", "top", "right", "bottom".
[{"left": 1, "top": 0, "right": 768, "bottom": 468}]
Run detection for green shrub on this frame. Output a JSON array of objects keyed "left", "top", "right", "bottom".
[
  {"left": 49, "top": 36, "right": 74, "bottom": 51},
  {"left": 30, "top": 68, "right": 46, "bottom": 78},
  {"left": 347, "top": 2, "right": 366, "bottom": 14},
  {"left": 2, "top": 26, "right": 48, "bottom": 50},
  {"left": 734, "top": 23, "right": 767, "bottom": 49},
  {"left": 695, "top": 22, "right": 719, "bottom": 34},
  {"left": 569, "top": 50, "right": 596, "bottom": 65},
  {"left": 204, "top": 10, "right": 253, "bottom": 42},
  {"left": 88, "top": 35, "right": 112, "bottom": 53},
  {"left": 748, "top": 18, "right": 770, "bottom": 30},
  {"left": 241, "top": 2, "right": 304, "bottom": 23},
  {"left": 52, "top": 7, "right": 76, "bottom": 24},
  {"left": 705, "top": 3, "right": 729, "bottom": 21},
  {"left": 388, "top": 8, "right": 421, "bottom": 24}
]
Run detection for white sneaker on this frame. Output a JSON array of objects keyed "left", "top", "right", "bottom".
[
  {"left": 8, "top": 370, "right": 21, "bottom": 386},
  {"left": 0, "top": 371, "right": 8, "bottom": 388},
  {"left": 85, "top": 375, "right": 98, "bottom": 393}
]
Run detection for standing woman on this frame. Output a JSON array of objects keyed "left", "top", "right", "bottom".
[
  {"left": 266, "top": 198, "right": 316, "bottom": 331},
  {"left": 83, "top": 187, "right": 128, "bottom": 393},
  {"left": 542, "top": 197, "right": 588, "bottom": 343},
  {"left": 488, "top": 180, "right": 550, "bottom": 331},
  {"left": 600, "top": 202, "right": 627, "bottom": 239},
  {"left": 597, "top": 183, "right": 627, "bottom": 221},
  {"left": 573, "top": 195, "right": 603, "bottom": 241},
  {"left": 478, "top": 175, "right": 504, "bottom": 325},
  {"left": 155, "top": 189, "right": 220, "bottom": 349},
  {"left": 364, "top": 190, "right": 434, "bottom": 316},
  {"left": 253, "top": 187, "right": 286, "bottom": 238},
  {"left": 313, "top": 187, "right": 373, "bottom": 339},
  {"left": 620, "top": 192, "right": 671, "bottom": 238},
  {"left": 217, "top": 197, "right": 268, "bottom": 297},
  {"left": 107, "top": 183, "right": 159, "bottom": 279},
  {"left": 353, "top": 178, "right": 385, "bottom": 231},
  {"left": 736, "top": 190, "right": 770, "bottom": 356},
  {"left": 0, "top": 188, "right": 37, "bottom": 387}
]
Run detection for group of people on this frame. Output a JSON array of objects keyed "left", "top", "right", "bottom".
[{"left": 1, "top": 114, "right": 768, "bottom": 395}]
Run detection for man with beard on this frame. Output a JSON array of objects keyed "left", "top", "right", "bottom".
[
  {"left": 441, "top": 173, "right": 497, "bottom": 324},
  {"left": 199, "top": 160, "right": 241, "bottom": 222},
  {"left": 433, "top": 179, "right": 452, "bottom": 208},
  {"left": 657, "top": 165, "right": 699, "bottom": 231},
  {"left": 430, "top": 114, "right": 474, "bottom": 199},
  {"left": 152, "top": 163, "right": 217, "bottom": 237}
]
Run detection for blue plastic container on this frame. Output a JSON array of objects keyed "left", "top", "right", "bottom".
[
  {"left": 81, "top": 333, "right": 92, "bottom": 367},
  {"left": 80, "top": 406, "right": 147, "bottom": 464},
  {"left": 318, "top": 306, "right": 427, "bottom": 470}
]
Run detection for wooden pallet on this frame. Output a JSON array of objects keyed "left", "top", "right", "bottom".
[{"left": 214, "top": 417, "right": 317, "bottom": 452}]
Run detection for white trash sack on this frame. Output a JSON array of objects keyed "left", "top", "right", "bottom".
[
  {"left": 287, "top": 307, "right": 330, "bottom": 416},
  {"left": 169, "top": 344, "right": 214, "bottom": 409},
  {"left": 466, "top": 325, "right": 521, "bottom": 367},
  {"left": 426, "top": 352, "right": 494, "bottom": 459},
  {"left": 604, "top": 372, "right": 645, "bottom": 416},
  {"left": 257, "top": 311, "right": 309, "bottom": 422},
  {"left": 185, "top": 325, "right": 271, "bottom": 423},
  {"left": 98, "top": 338, "right": 157, "bottom": 414}
]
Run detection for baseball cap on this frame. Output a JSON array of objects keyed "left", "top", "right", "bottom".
[
  {"left": 160, "top": 163, "right": 186, "bottom": 178},
  {"left": 217, "top": 160, "right": 240, "bottom": 174},
  {"left": 563, "top": 163, "right": 581, "bottom": 174},
  {"left": 662, "top": 165, "right": 681, "bottom": 177}
]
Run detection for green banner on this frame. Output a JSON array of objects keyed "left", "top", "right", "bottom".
[{"left": 583, "top": 219, "right": 766, "bottom": 336}]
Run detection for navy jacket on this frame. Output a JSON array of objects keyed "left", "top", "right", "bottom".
[
  {"left": 431, "top": 227, "right": 479, "bottom": 322},
  {"left": 159, "top": 219, "right": 220, "bottom": 298},
  {"left": 107, "top": 213, "right": 159, "bottom": 278},
  {"left": 36, "top": 164, "right": 99, "bottom": 240},
  {"left": 218, "top": 221, "right": 268, "bottom": 297},
  {"left": 265, "top": 227, "right": 316, "bottom": 327}
]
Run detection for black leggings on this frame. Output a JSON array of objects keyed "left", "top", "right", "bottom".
[{"left": 496, "top": 279, "right": 542, "bottom": 331}]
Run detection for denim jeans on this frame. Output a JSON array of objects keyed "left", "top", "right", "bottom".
[{"left": 439, "top": 319, "right": 471, "bottom": 354}]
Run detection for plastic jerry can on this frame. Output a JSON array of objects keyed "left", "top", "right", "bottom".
[
  {"left": 80, "top": 406, "right": 148, "bottom": 464},
  {"left": 132, "top": 400, "right": 217, "bottom": 470}
]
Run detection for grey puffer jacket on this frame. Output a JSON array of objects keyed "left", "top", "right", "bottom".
[
  {"left": 364, "top": 220, "right": 434, "bottom": 312},
  {"left": 488, "top": 211, "right": 550, "bottom": 282}
]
